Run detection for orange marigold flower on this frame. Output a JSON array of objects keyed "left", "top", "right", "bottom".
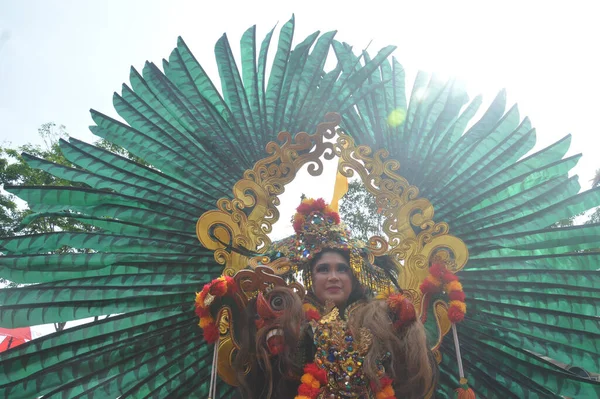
[
  {"left": 445, "top": 281, "right": 463, "bottom": 292},
  {"left": 427, "top": 275, "right": 442, "bottom": 286},
  {"left": 381, "top": 384, "right": 395, "bottom": 396},
  {"left": 449, "top": 300, "right": 467, "bottom": 313},
  {"left": 301, "top": 374, "right": 316, "bottom": 386},
  {"left": 199, "top": 315, "right": 214, "bottom": 329}
]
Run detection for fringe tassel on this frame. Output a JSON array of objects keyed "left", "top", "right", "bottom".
[{"left": 452, "top": 324, "right": 476, "bottom": 399}]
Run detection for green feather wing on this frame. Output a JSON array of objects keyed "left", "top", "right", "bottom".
[
  {"left": 339, "top": 56, "right": 600, "bottom": 398},
  {"left": 0, "top": 18, "right": 396, "bottom": 398}
]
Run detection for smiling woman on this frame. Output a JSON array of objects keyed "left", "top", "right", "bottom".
[
  {"left": 229, "top": 197, "right": 436, "bottom": 399},
  {"left": 311, "top": 251, "right": 354, "bottom": 308}
]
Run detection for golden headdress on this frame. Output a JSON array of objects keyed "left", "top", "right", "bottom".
[{"left": 267, "top": 197, "right": 394, "bottom": 293}]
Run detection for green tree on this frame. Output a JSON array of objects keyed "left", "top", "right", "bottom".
[
  {"left": 0, "top": 123, "right": 93, "bottom": 237},
  {"left": 0, "top": 123, "right": 95, "bottom": 291},
  {"left": 95, "top": 138, "right": 149, "bottom": 167},
  {"left": 0, "top": 123, "right": 120, "bottom": 325},
  {"left": 585, "top": 168, "right": 600, "bottom": 224},
  {"left": 339, "top": 180, "right": 383, "bottom": 241}
]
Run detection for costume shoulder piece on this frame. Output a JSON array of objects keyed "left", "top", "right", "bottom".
[{"left": 1, "top": 16, "right": 599, "bottom": 399}]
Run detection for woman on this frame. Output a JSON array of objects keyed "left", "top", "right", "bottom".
[{"left": 232, "top": 198, "right": 437, "bottom": 399}]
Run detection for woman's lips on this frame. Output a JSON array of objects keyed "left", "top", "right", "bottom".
[{"left": 326, "top": 287, "right": 342, "bottom": 292}]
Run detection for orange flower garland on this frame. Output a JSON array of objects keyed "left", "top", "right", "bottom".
[
  {"left": 419, "top": 262, "right": 466, "bottom": 323},
  {"left": 194, "top": 276, "right": 237, "bottom": 343},
  {"left": 295, "top": 363, "right": 397, "bottom": 399}
]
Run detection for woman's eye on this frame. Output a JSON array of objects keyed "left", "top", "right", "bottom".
[
  {"left": 338, "top": 264, "right": 350, "bottom": 273},
  {"left": 316, "top": 265, "right": 329, "bottom": 273}
]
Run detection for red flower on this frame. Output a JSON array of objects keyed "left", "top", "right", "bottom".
[
  {"left": 313, "top": 198, "right": 326, "bottom": 210},
  {"left": 195, "top": 306, "right": 210, "bottom": 318},
  {"left": 224, "top": 276, "right": 237, "bottom": 294},
  {"left": 304, "top": 363, "right": 327, "bottom": 384},
  {"left": 419, "top": 278, "right": 439, "bottom": 294},
  {"left": 429, "top": 263, "right": 446, "bottom": 278},
  {"left": 449, "top": 290, "right": 466, "bottom": 301},
  {"left": 305, "top": 308, "right": 321, "bottom": 322},
  {"left": 203, "top": 323, "right": 219, "bottom": 343},
  {"left": 443, "top": 272, "right": 459, "bottom": 282},
  {"left": 209, "top": 277, "right": 228, "bottom": 296},
  {"left": 196, "top": 284, "right": 210, "bottom": 307},
  {"left": 326, "top": 210, "right": 341, "bottom": 224},
  {"left": 448, "top": 306, "right": 465, "bottom": 323},
  {"left": 298, "top": 384, "right": 321, "bottom": 397},
  {"left": 293, "top": 216, "right": 305, "bottom": 233}
]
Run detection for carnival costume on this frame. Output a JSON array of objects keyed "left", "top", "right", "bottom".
[{"left": 0, "top": 16, "right": 599, "bottom": 399}]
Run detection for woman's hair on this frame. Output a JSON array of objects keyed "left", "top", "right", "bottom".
[
  {"left": 233, "top": 287, "right": 304, "bottom": 399},
  {"left": 348, "top": 299, "right": 437, "bottom": 399}
]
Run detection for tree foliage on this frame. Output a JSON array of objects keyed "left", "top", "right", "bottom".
[
  {"left": 339, "top": 180, "right": 383, "bottom": 241},
  {"left": 0, "top": 123, "right": 93, "bottom": 238},
  {"left": 0, "top": 123, "right": 95, "bottom": 289}
]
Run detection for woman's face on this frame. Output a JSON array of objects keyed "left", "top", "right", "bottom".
[{"left": 312, "top": 251, "right": 353, "bottom": 307}]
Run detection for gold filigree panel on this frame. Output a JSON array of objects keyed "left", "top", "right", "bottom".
[
  {"left": 196, "top": 113, "right": 339, "bottom": 276},
  {"left": 196, "top": 113, "right": 469, "bottom": 369}
]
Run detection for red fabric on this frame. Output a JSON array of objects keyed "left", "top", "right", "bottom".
[
  {"left": 0, "top": 327, "right": 31, "bottom": 352},
  {"left": 0, "top": 327, "right": 31, "bottom": 340},
  {"left": 0, "top": 337, "right": 27, "bottom": 352}
]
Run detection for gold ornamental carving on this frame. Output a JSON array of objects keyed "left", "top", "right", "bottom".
[{"left": 196, "top": 113, "right": 469, "bottom": 378}]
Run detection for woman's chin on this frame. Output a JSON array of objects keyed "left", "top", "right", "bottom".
[{"left": 322, "top": 294, "right": 349, "bottom": 308}]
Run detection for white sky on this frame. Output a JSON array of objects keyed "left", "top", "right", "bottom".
[
  {"left": 1, "top": 0, "right": 598, "bottom": 181},
  {"left": 0, "top": 0, "right": 599, "bottom": 334}
]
